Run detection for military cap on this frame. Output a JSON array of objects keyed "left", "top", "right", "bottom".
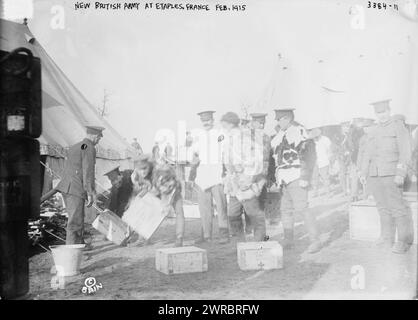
[
  {"left": 197, "top": 110, "right": 215, "bottom": 121},
  {"left": 103, "top": 165, "right": 120, "bottom": 176},
  {"left": 274, "top": 108, "right": 295, "bottom": 120},
  {"left": 360, "top": 118, "right": 375, "bottom": 127},
  {"left": 86, "top": 125, "right": 105, "bottom": 136},
  {"left": 370, "top": 99, "right": 391, "bottom": 112},
  {"left": 250, "top": 113, "right": 267, "bottom": 122},
  {"left": 308, "top": 127, "right": 322, "bottom": 139},
  {"left": 220, "top": 112, "right": 240, "bottom": 125}
]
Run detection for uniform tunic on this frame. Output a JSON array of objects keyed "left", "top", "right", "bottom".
[
  {"left": 56, "top": 138, "right": 96, "bottom": 244},
  {"left": 360, "top": 118, "right": 412, "bottom": 218},
  {"left": 270, "top": 123, "right": 318, "bottom": 240}
]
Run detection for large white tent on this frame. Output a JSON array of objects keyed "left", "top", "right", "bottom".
[
  {"left": 255, "top": 1, "right": 418, "bottom": 130},
  {"left": 0, "top": 18, "right": 136, "bottom": 193}
]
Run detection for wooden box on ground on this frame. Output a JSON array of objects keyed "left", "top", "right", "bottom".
[
  {"left": 155, "top": 246, "right": 208, "bottom": 275},
  {"left": 349, "top": 197, "right": 417, "bottom": 244},
  {"left": 92, "top": 210, "right": 129, "bottom": 245},
  {"left": 237, "top": 241, "right": 283, "bottom": 271}
]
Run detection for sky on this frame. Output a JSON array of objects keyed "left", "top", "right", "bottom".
[{"left": 2, "top": 0, "right": 418, "bottom": 151}]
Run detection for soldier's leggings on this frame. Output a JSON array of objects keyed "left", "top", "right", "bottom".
[
  {"left": 368, "top": 176, "right": 414, "bottom": 243},
  {"left": 228, "top": 196, "right": 266, "bottom": 241},
  {"left": 280, "top": 180, "right": 319, "bottom": 242},
  {"left": 172, "top": 190, "right": 185, "bottom": 239},
  {"left": 197, "top": 184, "right": 228, "bottom": 239},
  {"left": 63, "top": 194, "right": 85, "bottom": 245}
]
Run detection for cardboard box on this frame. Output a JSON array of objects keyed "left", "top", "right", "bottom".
[
  {"left": 237, "top": 241, "right": 283, "bottom": 271},
  {"left": 155, "top": 246, "right": 208, "bottom": 275},
  {"left": 349, "top": 197, "right": 417, "bottom": 244},
  {"left": 92, "top": 210, "right": 129, "bottom": 245}
]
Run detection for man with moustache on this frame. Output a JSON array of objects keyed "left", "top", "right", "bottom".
[{"left": 191, "top": 111, "right": 229, "bottom": 244}]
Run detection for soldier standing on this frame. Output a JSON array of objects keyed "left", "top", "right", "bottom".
[
  {"left": 221, "top": 112, "right": 267, "bottom": 241},
  {"left": 249, "top": 113, "right": 277, "bottom": 225},
  {"left": 360, "top": 99, "right": 414, "bottom": 254},
  {"left": 56, "top": 126, "right": 104, "bottom": 245},
  {"left": 270, "top": 108, "right": 322, "bottom": 253},
  {"left": 192, "top": 111, "right": 229, "bottom": 244}
]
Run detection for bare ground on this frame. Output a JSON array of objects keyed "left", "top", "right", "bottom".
[{"left": 28, "top": 193, "right": 417, "bottom": 300}]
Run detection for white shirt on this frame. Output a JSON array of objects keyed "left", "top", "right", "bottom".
[
  {"left": 192, "top": 127, "right": 224, "bottom": 191},
  {"left": 315, "top": 135, "right": 332, "bottom": 168}
]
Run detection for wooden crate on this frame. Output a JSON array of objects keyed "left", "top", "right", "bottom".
[
  {"left": 92, "top": 210, "right": 129, "bottom": 245},
  {"left": 155, "top": 246, "right": 208, "bottom": 275},
  {"left": 349, "top": 197, "right": 417, "bottom": 244},
  {"left": 122, "top": 193, "right": 167, "bottom": 240},
  {"left": 237, "top": 241, "right": 283, "bottom": 271}
]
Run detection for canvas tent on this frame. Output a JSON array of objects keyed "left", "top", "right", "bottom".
[
  {"left": 0, "top": 18, "right": 136, "bottom": 194},
  {"left": 254, "top": 3, "right": 418, "bottom": 131}
]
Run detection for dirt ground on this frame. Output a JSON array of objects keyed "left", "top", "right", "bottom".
[{"left": 28, "top": 192, "right": 417, "bottom": 300}]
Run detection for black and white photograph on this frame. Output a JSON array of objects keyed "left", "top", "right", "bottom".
[{"left": 1, "top": 0, "right": 418, "bottom": 305}]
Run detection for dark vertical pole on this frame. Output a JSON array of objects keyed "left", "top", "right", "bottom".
[{"left": 0, "top": 48, "right": 41, "bottom": 299}]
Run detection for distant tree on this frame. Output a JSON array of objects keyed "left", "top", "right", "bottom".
[{"left": 98, "top": 89, "right": 110, "bottom": 117}]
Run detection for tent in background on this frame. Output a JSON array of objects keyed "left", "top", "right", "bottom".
[{"left": 0, "top": 18, "right": 137, "bottom": 194}]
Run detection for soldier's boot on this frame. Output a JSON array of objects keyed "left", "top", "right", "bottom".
[
  {"left": 216, "top": 228, "right": 230, "bottom": 244},
  {"left": 303, "top": 211, "right": 323, "bottom": 253},
  {"left": 375, "top": 213, "right": 394, "bottom": 249},
  {"left": 392, "top": 215, "right": 414, "bottom": 254},
  {"left": 282, "top": 228, "right": 294, "bottom": 249}
]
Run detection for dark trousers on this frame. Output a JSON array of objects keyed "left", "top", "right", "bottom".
[
  {"left": 369, "top": 176, "right": 414, "bottom": 243},
  {"left": 228, "top": 196, "right": 266, "bottom": 241},
  {"left": 172, "top": 191, "right": 185, "bottom": 239},
  {"left": 62, "top": 194, "right": 85, "bottom": 244},
  {"left": 280, "top": 179, "right": 319, "bottom": 241}
]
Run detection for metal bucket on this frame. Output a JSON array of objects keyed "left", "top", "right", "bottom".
[{"left": 50, "top": 244, "right": 85, "bottom": 277}]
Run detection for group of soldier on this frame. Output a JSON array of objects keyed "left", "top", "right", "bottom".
[{"left": 56, "top": 98, "right": 416, "bottom": 255}]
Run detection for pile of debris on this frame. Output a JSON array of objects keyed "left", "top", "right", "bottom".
[{"left": 28, "top": 196, "right": 67, "bottom": 253}]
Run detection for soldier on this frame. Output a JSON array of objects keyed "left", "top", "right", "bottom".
[
  {"left": 356, "top": 118, "right": 374, "bottom": 198},
  {"left": 270, "top": 108, "right": 322, "bottom": 253},
  {"left": 221, "top": 112, "right": 267, "bottom": 241},
  {"left": 249, "top": 113, "right": 277, "bottom": 225},
  {"left": 310, "top": 128, "right": 332, "bottom": 197},
  {"left": 130, "top": 154, "right": 185, "bottom": 247},
  {"left": 191, "top": 111, "right": 229, "bottom": 244},
  {"left": 98, "top": 165, "right": 134, "bottom": 217},
  {"left": 360, "top": 99, "right": 414, "bottom": 254},
  {"left": 56, "top": 126, "right": 104, "bottom": 245}
]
